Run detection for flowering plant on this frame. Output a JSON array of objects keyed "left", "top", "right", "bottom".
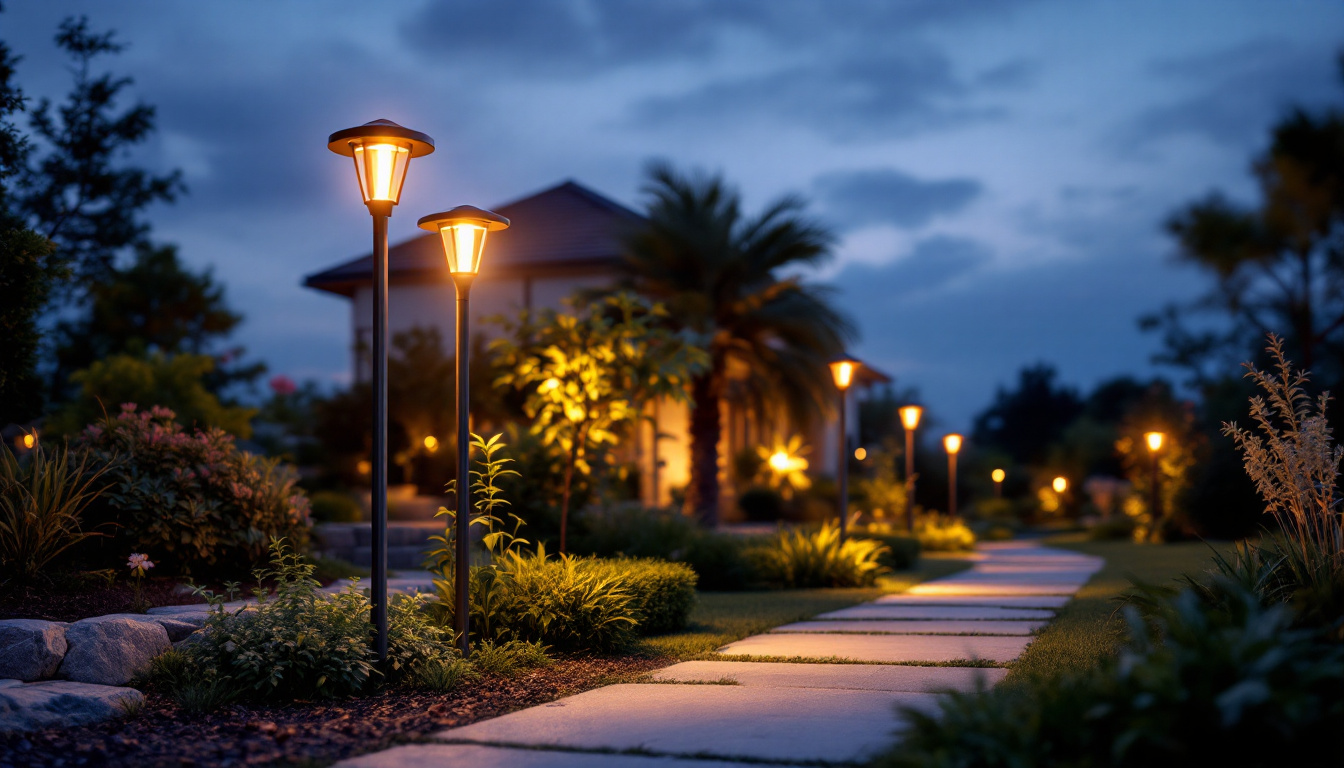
[{"left": 127, "top": 552, "right": 155, "bottom": 611}]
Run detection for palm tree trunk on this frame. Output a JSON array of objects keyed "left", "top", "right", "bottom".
[
  {"left": 684, "top": 372, "right": 721, "bottom": 526},
  {"left": 559, "top": 425, "right": 584, "bottom": 554}
]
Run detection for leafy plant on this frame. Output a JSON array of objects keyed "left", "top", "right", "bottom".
[
  {"left": 75, "top": 404, "right": 311, "bottom": 576},
  {"left": 308, "top": 491, "right": 363, "bottom": 523},
  {"left": 747, "top": 521, "right": 890, "bottom": 588},
  {"left": 412, "top": 657, "right": 478, "bottom": 692},
  {"left": 573, "top": 504, "right": 757, "bottom": 591},
  {"left": 0, "top": 444, "right": 110, "bottom": 586},
  {"left": 582, "top": 557, "right": 697, "bottom": 634},
  {"left": 470, "top": 639, "right": 552, "bottom": 677},
  {"left": 852, "top": 525, "right": 921, "bottom": 570},
  {"left": 913, "top": 513, "right": 976, "bottom": 552}
]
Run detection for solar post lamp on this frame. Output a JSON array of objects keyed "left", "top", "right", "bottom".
[
  {"left": 829, "top": 354, "right": 862, "bottom": 542},
  {"left": 899, "top": 405, "right": 922, "bottom": 532},
  {"left": 418, "top": 205, "right": 510, "bottom": 655},
  {"left": 328, "top": 119, "right": 434, "bottom": 662},
  {"left": 943, "top": 434, "right": 963, "bottom": 518},
  {"left": 1145, "top": 431, "right": 1165, "bottom": 532}
]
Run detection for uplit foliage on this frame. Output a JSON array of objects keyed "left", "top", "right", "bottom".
[
  {"left": 747, "top": 520, "right": 890, "bottom": 588},
  {"left": 492, "top": 291, "right": 708, "bottom": 550},
  {"left": 0, "top": 444, "right": 110, "bottom": 585},
  {"left": 852, "top": 438, "right": 909, "bottom": 525},
  {"left": 755, "top": 434, "right": 813, "bottom": 500}
]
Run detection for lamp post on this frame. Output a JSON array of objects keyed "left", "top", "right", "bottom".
[
  {"left": 829, "top": 354, "right": 862, "bottom": 541},
  {"left": 898, "top": 405, "right": 922, "bottom": 532},
  {"left": 991, "top": 468, "right": 1005, "bottom": 498},
  {"left": 943, "top": 434, "right": 962, "bottom": 517},
  {"left": 1144, "top": 431, "right": 1165, "bottom": 531},
  {"left": 328, "top": 119, "right": 434, "bottom": 662},
  {"left": 418, "top": 205, "right": 510, "bottom": 655}
]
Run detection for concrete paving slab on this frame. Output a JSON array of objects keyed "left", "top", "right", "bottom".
[
  {"left": 648, "top": 660, "right": 1006, "bottom": 692},
  {"left": 907, "top": 582, "right": 1083, "bottom": 596},
  {"left": 944, "top": 571, "right": 1095, "bottom": 582},
  {"left": 819, "top": 604, "right": 1056, "bottom": 620},
  {"left": 435, "top": 684, "right": 939, "bottom": 764},
  {"left": 873, "top": 594, "right": 1071, "bottom": 609},
  {"left": 772, "top": 619, "right": 1046, "bottom": 635},
  {"left": 718, "top": 632, "right": 1032, "bottom": 663},
  {"left": 335, "top": 743, "right": 794, "bottom": 768}
]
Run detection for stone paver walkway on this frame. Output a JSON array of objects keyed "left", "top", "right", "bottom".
[{"left": 336, "top": 540, "right": 1103, "bottom": 768}]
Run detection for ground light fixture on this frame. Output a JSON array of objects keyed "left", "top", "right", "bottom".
[
  {"left": 898, "top": 405, "right": 922, "bottom": 532},
  {"left": 943, "top": 434, "right": 963, "bottom": 517},
  {"left": 1145, "top": 431, "right": 1166, "bottom": 529},
  {"left": 328, "top": 119, "right": 434, "bottom": 662},
  {"left": 419, "top": 205, "right": 510, "bottom": 655},
  {"left": 992, "top": 468, "right": 1005, "bottom": 498},
  {"left": 830, "top": 354, "right": 863, "bottom": 541}
]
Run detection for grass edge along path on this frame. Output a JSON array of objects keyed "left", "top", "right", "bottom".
[
  {"left": 638, "top": 554, "right": 975, "bottom": 660},
  {"left": 1002, "top": 535, "right": 1234, "bottom": 685}
]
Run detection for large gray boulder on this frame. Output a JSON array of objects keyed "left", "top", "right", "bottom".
[
  {"left": 58, "top": 616, "right": 170, "bottom": 686},
  {"left": 0, "top": 679, "right": 143, "bottom": 733},
  {"left": 0, "top": 620, "right": 68, "bottom": 681},
  {"left": 95, "top": 613, "right": 204, "bottom": 642}
]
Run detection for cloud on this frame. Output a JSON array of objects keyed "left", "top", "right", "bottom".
[
  {"left": 814, "top": 169, "right": 981, "bottom": 230},
  {"left": 836, "top": 235, "right": 992, "bottom": 305}
]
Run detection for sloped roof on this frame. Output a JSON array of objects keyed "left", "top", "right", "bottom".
[{"left": 303, "top": 180, "right": 644, "bottom": 297}]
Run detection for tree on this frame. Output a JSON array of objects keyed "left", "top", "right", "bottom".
[
  {"left": 1145, "top": 55, "right": 1344, "bottom": 390},
  {"left": 622, "top": 162, "right": 854, "bottom": 525},
  {"left": 493, "top": 291, "right": 708, "bottom": 551},
  {"left": 18, "top": 16, "right": 182, "bottom": 288},
  {"left": 972, "top": 364, "right": 1084, "bottom": 467}
]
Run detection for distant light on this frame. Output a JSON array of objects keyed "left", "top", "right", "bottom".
[
  {"left": 992, "top": 468, "right": 1005, "bottom": 483},
  {"left": 1145, "top": 431, "right": 1165, "bottom": 453},
  {"left": 899, "top": 405, "right": 923, "bottom": 431},
  {"left": 769, "top": 451, "right": 791, "bottom": 473},
  {"left": 423, "top": 435, "right": 439, "bottom": 453},
  {"left": 830, "top": 359, "right": 857, "bottom": 390},
  {"left": 418, "top": 206, "right": 511, "bottom": 276},
  {"left": 943, "top": 434, "right": 963, "bottom": 455},
  {"left": 21, "top": 432, "right": 36, "bottom": 450},
  {"left": 357, "top": 459, "right": 372, "bottom": 476},
  {"left": 854, "top": 447, "right": 867, "bottom": 461},
  {"left": 1052, "top": 476, "right": 1068, "bottom": 493}
]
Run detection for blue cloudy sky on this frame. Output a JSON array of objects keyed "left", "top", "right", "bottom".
[{"left": 6, "top": 1, "right": 1343, "bottom": 428}]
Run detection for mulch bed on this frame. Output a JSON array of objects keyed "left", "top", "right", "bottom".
[
  {"left": 0, "top": 579, "right": 204, "bottom": 623},
  {"left": 0, "top": 655, "right": 669, "bottom": 768}
]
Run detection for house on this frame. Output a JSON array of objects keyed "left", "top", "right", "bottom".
[{"left": 304, "top": 180, "right": 882, "bottom": 515}]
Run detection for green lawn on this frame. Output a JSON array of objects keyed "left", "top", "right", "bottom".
[
  {"left": 1004, "top": 535, "right": 1235, "bottom": 684},
  {"left": 639, "top": 554, "right": 973, "bottom": 659}
]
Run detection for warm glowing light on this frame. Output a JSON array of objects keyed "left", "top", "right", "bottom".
[
  {"left": 769, "top": 451, "right": 791, "bottom": 473},
  {"left": 353, "top": 142, "right": 411, "bottom": 204},
  {"left": 830, "top": 360, "right": 855, "bottom": 389},
  {"left": 21, "top": 433, "right": 36, "bottom": 449},
  {"left": 423, "top": 435, "right": 439, "bottom": 453},
  {"left": 854, "top": 447, "right": 867, "bottom": 461},
  {"left": 992, "top": 468, "right": 1005, "bottom": 483},
  {"left": 418, "top": 207, "right": 510, "bottom": 277},
  {"left": 943, "top": 434, "right": 963, "bottom": 454},
  {"left": 1145, "top": 431, "right": 1165, "bottom": 453},
  {"left": 357, "top": 459, "right": 372, "bottom": 475},
  {"left": 899, "top": 405, "right": 923, "bottom": 431},
  {"left": 1052, "top": 476, "right": 1068, "bottom": 493}
]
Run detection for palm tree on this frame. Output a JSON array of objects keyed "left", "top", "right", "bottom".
[{"left": 623, "top": 162, "right": 855, "bottom": 526}]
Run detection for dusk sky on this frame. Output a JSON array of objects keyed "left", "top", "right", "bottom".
[{"left": 7, "top": 1, "right": 1343, "bottom": 430}]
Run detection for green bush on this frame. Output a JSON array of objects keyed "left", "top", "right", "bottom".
[
  {"left": 470, "top": 639, "right": 552, "bottom": 677},
  {"left": 309, "top": 491, "right": 364, "bottom": 523},
  {"left": 1087, "top": 515, "right": 1139, "bottom": 541},
  {"left": 914, "top": 514, "right": 976, "bottom": 552},
  {"left": 184, "top": 539, "right": 457, "bottom": 703},
  {"left": 737, "top": 486, "right": 785, "bottom": 521},
  {"left": 583, "top": 557, "right": 697, "bottom": 634},
  {"left": 0, "top": 444, "right": 111, "bottom": 585},
  {"left": 574, "top": 504, "right": 756, "bottom": 591},
  {"left": 747, "top": 521, "right": 890, "bottom": 588},
  {"left": 879, "top": 585, "right": 1344, "bottom": 768},
  {"left": 75, "top": 404, "right": 311, "bottom": 576},
  {"left": 860, "top": 532, "right": 921, "bottom": 571}
]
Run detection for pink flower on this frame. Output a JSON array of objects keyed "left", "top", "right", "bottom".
[
  {"left": 269, "top": 375, "right": 298, "bottom": 396},
  {"left": 127, "top": 553, "right": 155, "bottom": 576}
]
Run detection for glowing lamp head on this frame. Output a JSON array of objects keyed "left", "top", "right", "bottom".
[
  {"left": 1145, "top": 431, "right": 1165, "bottom": 453},
  {"left": 1052, "top": 476, "right": 1068, "bottom": 493},
  {"left": 418, "top": 206, "right": 510, "bottom": 276},
  {"left": 829, "top": 355, "right": 861, "bottom": 391},
  {"left": 992, "top": 468, "right": 1005, "bottom": 483},
  {"left": 20, "top": 432, "right": 36, "bottom": 450},
  {"left": 943, "top": 433, "right": 963, "bottom": 455},
  {"left": 854, "top": 447, "right": 867, "bottom": 461},
  {"left": 356, "top": 459, "right": 372, "bottom": 476},
  {"left": 768, "top": 451, "right": 791, "bottom": 473},
  {"left": 423, "top": 435, "right": 439, "bottom": 453},
  {"left": 899, "top": 405, "right": 923, "bottom": 431},
  {"left": 328, "top": 120, "right": 434, "bottom": 210}
]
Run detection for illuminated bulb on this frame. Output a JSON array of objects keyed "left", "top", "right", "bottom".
[
  {"left": 769, "top": 451, "right": 791, "bottom": 473},
  {"left": 831, "top": 361, "right": 854, "bottom": 389},
  {"left": 1053, "top": 476, "right": 1068, "bottom": 493},
  {"left": 992, "top": 468, "right": 1005, "bottom": 483},
  {"left": 899, "top": 405, "right": 922, "bottom": 431},
  {"left": 357, "top": 459, "right": 372, "bottom": 476},
  {"left": 854, "top": 447, "right": 867, "bottom": 461},
  {"left": 423, "top": 435, "right": 439, "bottom": 452},
  {"left": 943, "top": 434, "right": 963, "bottom": 454},
  {"left": 1145, "top": 431, "right": 1165, "bottom": 453},
  {"left": 21, "top": 433, "right": 36, "bottom": 449}
]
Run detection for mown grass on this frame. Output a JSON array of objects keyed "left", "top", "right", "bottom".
[
  {"left": 638, "top": 554, "right": 973, "bottom": 659},
  {"left": 1003, "top": 535, "right": 1235, "bottom": 685}
]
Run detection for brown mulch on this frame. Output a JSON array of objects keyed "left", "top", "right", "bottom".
[
  {"left": 0, "top": 579, "right": 205, "bottom": 623},
  {"left": 0, "top": 655, "right": 668, "bottom": 768}
]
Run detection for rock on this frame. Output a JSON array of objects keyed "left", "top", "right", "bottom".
[
  {"left": 0, "top": 680, "right": 143, "bottom": 733},
  {"left": 58, "top": 616, "right": 170, "bottom": 686},
  {"left": 173, "top": 629, "right": 210, "bottom": 651},
  {"left": 0, "top": 620, "right": 68, "bottom": 681},
  {"left": 95, "top": 614, "right": 204, "bottom": 641}
]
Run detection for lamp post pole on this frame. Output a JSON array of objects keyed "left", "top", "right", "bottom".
[
  {"left": 451, "top": 274, "right": 473, "bottom": 656},
  {"left": 328, "top": 120, "right": 434, "bottom": 663},
  {"left": 899, "top": 406, "right": 922, "bottom": 533},
  {"left": 837, "top": 386, "right": 848, "bottom": 541},
  {"left": 1150, "top": 450, "right": 1161, "bottom": 528},
  {"left": 943, "top": 434, "right": 963, "bottom": 519}
]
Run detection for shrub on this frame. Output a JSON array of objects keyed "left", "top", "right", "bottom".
[
  {"left": 747, "top": 521, "right": 890, "bottom": 588},
  {"left": 413, "top": 657, "right": 478, "bottom": 691},
  {"left": 470, "top": 639, "right": 552, "bottom": 677},
  {"left": 857, "top": 530, "right": 921, "bottom": 571},
  {"left": 583, "top": 557, "right": 697, "bottom": 634},
  {"left": 1087, "top": 515, "right": 1139, "bottom": 541},
  {"left": 574, "top": 504, "right": 756, "bottom": 591},
  {"left": 914, "top": 514, "right": 976, "bottom": 552},
  {"left": 309, "top": 490, "right": 364, "bottom": 523},
  {"left": 737, "top": 486, "right": 785, "bottom": 521},
  {"left": 0, "top": 444, "right": 110, "bottom": 585},
  {"left": 880, "top": 585, "right": 1344, "bottom": 768},
  {"left": 75, "top": 404, "right": 311, "bottom": 575}
]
